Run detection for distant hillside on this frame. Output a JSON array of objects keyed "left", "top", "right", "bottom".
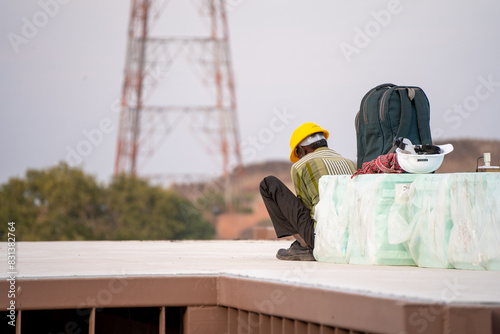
[
  {"left": 230, "top": 160, "right": 292, "bottom": 193},
  {"left": 435, "top": 138, "right": 500, "bottom": 173},
  {"left": 171, "top": 160, "right": 293, "bottom": 203}
]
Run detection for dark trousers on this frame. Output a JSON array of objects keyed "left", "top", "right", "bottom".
[{"left": 259, "top": 176, "right": 315, "bottom": 247}]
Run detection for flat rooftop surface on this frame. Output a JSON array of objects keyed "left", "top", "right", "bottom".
[{"left": 1, "top": 240, "right": 499, "bottom": 305}]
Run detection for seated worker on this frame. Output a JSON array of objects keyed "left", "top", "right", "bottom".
[{"left": 260, "top": 122, "right": 356, "bottom": 261}]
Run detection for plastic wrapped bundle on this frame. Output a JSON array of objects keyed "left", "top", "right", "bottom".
[
  {"left": 313, "top": 175, "right": 351, "bottom": 263},
  {"left": 388, "top": 175, "right": 453, "bottom": 269},
  {"left": 314, "top": 174, "right": 417, "bottom": 265},
  {"left": 345, "top": 174, "right": 417, "bottom": 266},
  {"left": 314, "top": 173, "right": 500, "bottom": 270},
  {"left": 447, "top": 173, "right": 500, "bottom": 271}
]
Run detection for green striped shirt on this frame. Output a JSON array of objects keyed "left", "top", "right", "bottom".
[{"left": 291, "top": 147, "right": 356, "bottom": 219}]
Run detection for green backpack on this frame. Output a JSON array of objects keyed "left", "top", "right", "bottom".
[{"left": 355, "top": 84, "right": 433, "bottom": 169}]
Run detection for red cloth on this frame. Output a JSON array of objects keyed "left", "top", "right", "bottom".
[{"left": 351, "top": 153, "right": 405, "bottom": 178}]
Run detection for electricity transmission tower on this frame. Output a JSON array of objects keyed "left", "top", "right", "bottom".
[{"left": 114, "top": 0, "right": 243, "bottom": 184}]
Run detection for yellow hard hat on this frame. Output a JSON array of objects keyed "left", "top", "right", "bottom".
[{"left": 289, "top": 122, "right": 329, "bottom": 163}]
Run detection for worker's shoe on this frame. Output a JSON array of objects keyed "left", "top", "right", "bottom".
[{"left": 276, "top": 240, "right": 315, "bottom": 261}]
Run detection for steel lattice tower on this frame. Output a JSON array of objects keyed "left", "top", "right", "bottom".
[{"left": 114, "top": 0, "right": 243, "bottom": 181}]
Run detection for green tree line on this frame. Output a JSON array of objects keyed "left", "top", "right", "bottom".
[{"left": 0, "top": 163, "right": 215, "bottom": 241}]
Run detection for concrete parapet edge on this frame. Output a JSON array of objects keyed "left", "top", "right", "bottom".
[{"left": 1, "top": 274, "right": 499, "bottom": 334}]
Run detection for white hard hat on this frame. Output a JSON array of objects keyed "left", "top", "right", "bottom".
[{"left": 395, "top": 138, "right": 454, "bottom": 174}]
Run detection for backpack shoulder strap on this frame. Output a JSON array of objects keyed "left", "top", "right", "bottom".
[
  {"left": 394, "top": 87, "right": 414, "bottom": 139},
  {"left": 412, "top": 88, "right": 433, "bottom": 145}
]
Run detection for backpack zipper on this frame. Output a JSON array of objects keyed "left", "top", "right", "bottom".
[
  {"left": 362, "top": 89, "right": 378, "bottom": 124},
  {"left": 379, "top": 88, "right": 393, "bottom": 121}
]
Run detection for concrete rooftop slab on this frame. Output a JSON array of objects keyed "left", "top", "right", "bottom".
[{"left": 1, "top": 240, "right": 499, "bottom": 305}]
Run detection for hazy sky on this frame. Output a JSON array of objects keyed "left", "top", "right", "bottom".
[{"left": 2, "top": 0, "right": 500, "bottom": 184}]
